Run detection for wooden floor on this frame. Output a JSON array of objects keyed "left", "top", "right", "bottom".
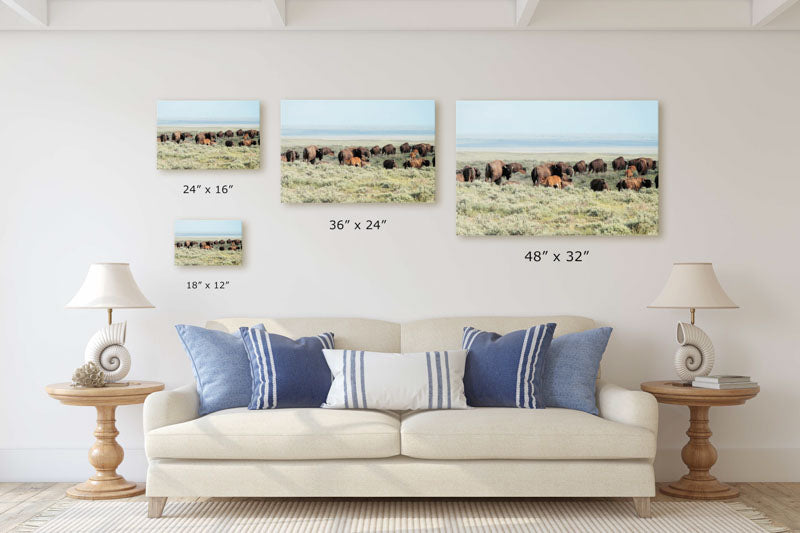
[{"left": 1, "top": 482, "right": 798, "bottom": 532}]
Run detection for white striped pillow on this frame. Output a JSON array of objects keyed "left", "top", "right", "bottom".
[{"left": 321, "top": 349, "right": 469, "bottom": 410}]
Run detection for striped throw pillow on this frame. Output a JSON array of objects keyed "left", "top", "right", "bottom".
[
  {"left": 239, "top": 327, "right": 334, "bottom": 409},
  {"left": 462, "top": 324, "right": 556, "bottom": 408},
  {"left": 321, "top": 350, "right": 468, "bottom": 410}
]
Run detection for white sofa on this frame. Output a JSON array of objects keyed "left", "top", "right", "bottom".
[{"left": 144, "top": 316, "right": 658, "bottom": 518}]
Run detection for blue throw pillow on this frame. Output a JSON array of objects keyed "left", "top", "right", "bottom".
[
  {"left": 542, "top": 327, "right": 613, "bottom": 415},
  {"left": 175, "top": 324, "right": 264, "bottom": 416},
  {"left": 240, "top": 327, "right": 334, "bottom": 409},
  {"left": 462, "top": 324, "right": 556, "bottom": 408}
]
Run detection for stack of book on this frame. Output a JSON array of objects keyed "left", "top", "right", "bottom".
[{"left": 692, "top": 375, "right": 758, "bottom": 389}]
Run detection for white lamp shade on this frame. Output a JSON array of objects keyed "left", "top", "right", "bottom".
[
  {"left": 66, "top": 263, "right": 154, "bottom": 309},
  {"left": 648, "top": 263, "right": 737, "bottom": 309}
]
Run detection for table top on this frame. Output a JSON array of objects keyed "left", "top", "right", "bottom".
[
  {"left": 641, "top": 380, "right": 759, "bottom": 407},
  {"left": 45, "top": 381, "right": 165, "bottom": 406}
]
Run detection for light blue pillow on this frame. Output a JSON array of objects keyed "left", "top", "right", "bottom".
[
  {"left": 462, "top": 324, "right": 556, "bottom": 408},
  {"left": 240, "top": 327, "right": 334, "bottom": 409},
  {"left": 175, "top": 324, "right": 264, "bottom": 416},
  {"left": 542, "top": 327, "right": 613, "bottom": 415}
]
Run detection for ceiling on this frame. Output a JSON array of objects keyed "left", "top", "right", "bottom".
[{"left": 1, "top": 0, "right": 799, "bottom": 30}]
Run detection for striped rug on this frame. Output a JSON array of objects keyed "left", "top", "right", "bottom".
[{"left": 14, "top": 499, "right": 788, "bottom": 532}]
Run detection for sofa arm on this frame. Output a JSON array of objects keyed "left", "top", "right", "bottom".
[
  {"left": 143, "top": 383, "right": 200, "bottom": 433},
  {"left": 596, "top": 380, "right": 658, "bottom": 435}
]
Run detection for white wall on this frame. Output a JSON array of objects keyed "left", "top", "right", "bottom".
[{"left": 1, "top": 30, "right": 799, "bottom": 483}]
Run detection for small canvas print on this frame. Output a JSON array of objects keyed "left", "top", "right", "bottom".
[
  {"left": 157, "top": 100, "right": 260, "bottom": 170},
  {"left": 456, "top": 100, "right": 659, "bottom": 236},
  {"left": 174, "top": 220, "right": 243, "bottom": 266},
  {"left": 281, "top": 100, "right": 435, "bottom": 204}
]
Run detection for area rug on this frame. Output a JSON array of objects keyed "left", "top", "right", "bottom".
[{"left": 13, "top": 499, "right": 789, "bottom": 533}]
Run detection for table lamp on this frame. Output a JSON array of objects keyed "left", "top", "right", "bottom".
[
  {"left": 648, "top": 263, "right": 738, "bottom": 383},
  {"left": 66, "top": 263, "right": 154, "bottom": 383}
]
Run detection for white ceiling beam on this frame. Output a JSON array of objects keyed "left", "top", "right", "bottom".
[
  {"left": 266, "top": 0, "right": 286, "bottom": 26},
  {"left": 516, "top": 0, "right": 540, "bottom": 27},
  {"left": 752, "top": 0, "right": 800, "bottom": 25},
  {"left": 1, "top": 0, "right": 47, "bottom": 26}
]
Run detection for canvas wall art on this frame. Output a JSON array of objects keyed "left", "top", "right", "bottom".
[
  {"left": 174, "top": 220, "right": 243, "bottom": 266},
  {"left": 157, "top": 100, "right": 260, "bottom": 170},
  {"left": 456, "top": 100, "right": 659, "bottom": 236},
  {"left": 280, "top": 100, "right": 435, "bottom": 204}
]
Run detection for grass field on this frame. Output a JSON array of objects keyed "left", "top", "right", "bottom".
[
  {"left": 157, "top": 127, "right": 260, "bottom": 170},
  {"left": 281, "top": 140, "right": 435, "bottom": 204},
  {"left": 174, "top": 237, "right": 243, "bottom": 266},
  {"left": 456, "top": 152, "right": 659, "bottom": 236}
]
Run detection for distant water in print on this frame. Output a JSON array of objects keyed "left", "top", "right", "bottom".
[
  {"left": 283, "top": 128, "right": 434, "bottom": 140},
  {"left": 457, "top": 136, "right": 658, "bottom": 153}
]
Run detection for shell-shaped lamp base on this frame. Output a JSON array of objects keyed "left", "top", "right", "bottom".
[{"left": 84, "top": 322, "right": 131, "bottom": 383}]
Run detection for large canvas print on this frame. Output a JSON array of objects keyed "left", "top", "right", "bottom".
[
  {"left": 456, "top": 101, "right": 659, "bottom": 236},
  {"left": 281, "top": 100, "right": 435, "bottom": 203},
  {"left": 157, "top": 100, "right": 260, "bottom": 170},
  {"left": 174, "top": 220, "right": 243, "bottom": 266}
]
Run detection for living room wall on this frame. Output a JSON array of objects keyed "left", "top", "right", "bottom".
[{"left": 1, "top": 30, "right": 798, "bottom": 483}]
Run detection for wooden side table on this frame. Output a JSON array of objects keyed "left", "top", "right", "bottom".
[
  {"left": 45, "top": 381, "right": 165, "bottom": 500},
  {"left": 641, "top": 380, "right": 759, "bottom": 500}
]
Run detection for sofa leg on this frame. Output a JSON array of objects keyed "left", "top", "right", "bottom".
[
  {"left": 148, "top": 497, "right": 167, "bottom": 518},
  {"left": 633, "top": 497, "right": 651, "bottom": 518}
]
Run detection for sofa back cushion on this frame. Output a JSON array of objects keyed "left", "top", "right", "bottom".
[
  {"left": 208, "top": 317, "right": 401, "bottom": 352},
  {"left": 401, "top": 316, "right": 595, "bottom": 353}
]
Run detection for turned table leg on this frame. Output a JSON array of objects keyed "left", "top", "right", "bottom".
[
  {"left": 660, "top": 405, "right": 739, "bottom": 500},
  {"left": 66, "top": 405, "right": 145, "bottom": 500}
]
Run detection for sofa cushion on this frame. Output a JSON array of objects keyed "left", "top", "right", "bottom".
[
  {"left": 462, "top": 324, "right": 556, "bottom": 408},
  {"left": 322, "top": 349, "right": 469, "bottom": 410},
  {"left": 400, "top": 408, "right": 655, "bottom": 460},
  {"left": 146, "top": 408, "right": 400, "bottom": 460}
]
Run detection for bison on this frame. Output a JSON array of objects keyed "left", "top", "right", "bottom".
[
  {"left": 383, "top": 160, "right": 396, "bottom": 169},
  {"left": 484, "top": 160, "right": 506, "bottom": 185},
  {"left": 281, "top": 155, "right": 288, "bottom": 162},
  {"left": 158, "top": 134, "right": 169, "bottom": 143},
  {"left": 462, "top": 166, "right": 478, "bottom": 182},
  {"left": 531, "top": 165, "right": 551, "bottom": 185},
  {"left": 635, "top": 159, "right": 650, "bottom": 175},
  {"left": 403, "top": 158, "right": 424, "bottom": 169},
  {"left": 303, "top": 145, "right": 319, "bottom": 164},
  {"left": 239, "top": 139, "right": 253, "bottom": 147},
  {"left": 612, "top": 156, "right": 627, "bottom": 171},
  {"left": 588, "top": 158, "right": 607, "bottom": 173},
  {"left": 285, "top": 149, "right": 296, "bottom": 162},
  {"left": 371, "top": 145, "right": 381, "bottom": 156},
  {"left": 626, "top": 166, "right": 636, "bottom": 178},
  {"left": 399, "top": 142, "right": 412, "bottom": 153},
  {"left": 573, "top": 160, "right": 587, "bottom": 174},
  {"left": 320, "top": 146, "right": 335, "bottom": 156},
  {"left": 543, "top": 175, "right": 563, "bottom": 189},
  {"left": 456, "top": 171, "right": 465, "bottom": 182},
  {"left": 413, "top": 143, "right": 433, "bottom": 157},
  {"left": 505, "top": 162, "right": 527, "bottom": 175},
  {"left": 224, "top": 130, "right": 234, "bottom": 137},
  {"left": 236, "top": 129, "right": 244, "bottom": 136},
  {"left": 616, "top": 177, "right": 652, "bottom": 191},
  {"left": 590, "top": 178, "right": 608, "bottom": 191},
  {"left": 338, "top": 148, "right": 353, "bottom": 165},
  {"left": 194, "top": 133, "right": 206, "bottom": 144},
  {"left": 225, "top": 140, "right": 233, "bottom": 147},
  {"left": 350, "top": 157, "right": 362, "bottom": 167},
  {"left": 381, "top": 144, "right": 396, "bottom": 155},
  {"left": 202, "top": 138, "right": 213, "bottom": 145}
]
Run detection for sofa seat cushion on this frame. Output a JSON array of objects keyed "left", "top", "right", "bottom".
[
  {"left": 400, "top": 408, "right": 655, "bottom": 460},
  {"left": 146, "top": 408, "right": 400, "bottom": 460}
]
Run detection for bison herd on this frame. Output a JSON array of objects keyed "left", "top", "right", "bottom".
[
  {"left": 175, "top": 239, "right": 242, "bottom": 251},
  {"left": 281, "top": 142, "right": 435, "bottom": 170},
  {"left": 158, "top": 129, "right": 260, "bottom": 148},
  {"left": 457, "top": 156, "right": 659, "bottom": 192}
]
